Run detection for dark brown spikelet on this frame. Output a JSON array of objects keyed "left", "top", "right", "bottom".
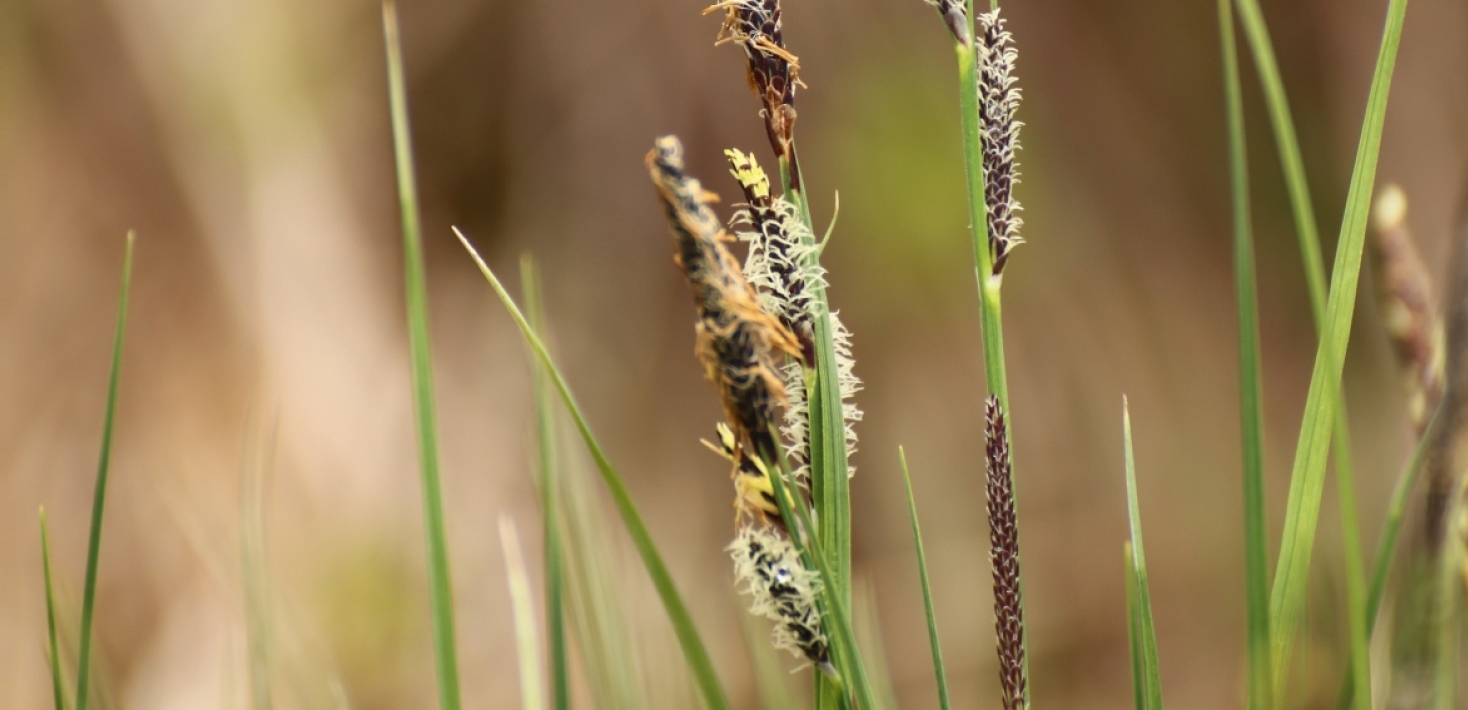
[
  {"left": 1371, "top": 184, "right": 1444, "bottom": 436},
  {"left": 726, "top": 148, "right": 816, "bottom": 363},
  {"left": 985, "top": 396, "right": 1027, "bottom": 710},
  {"left": 925, "top": 0, "right": 971, "bottom": 47},
  {"left": 647, "top": 136, "right": 802, "bottom": 461},
  {"left": 976, "top": 10, "right": 1024, "bottom": 276},
  {"left": 706, "top": 0, "right": 803, "bottom": 180}
]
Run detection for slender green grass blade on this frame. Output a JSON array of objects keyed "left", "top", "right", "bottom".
[
  {"left": 1232, "top": 0, "right": 1372, "bottom": 701},
  {"left": 1122, "top": 401, "right": 1163, "bottom": 709},
  {"left": 1124, "top": 542, "right": 1145, "bottom": 710},
  {"left": 41, "top": 509, "right": 68, "bottom": 710},
  {"left": 759, "top": 430, "right": 877, "bottom": 710},
  {"left": 499, "top": 518, "right": 546, "bottom": 710},
  {"left": 74, "top": 232, "right": 133, "bottom": 710},
  {"left": 898, "top": 448, "right": 950, "bottom": 710},
  {"left": 1217, "top": 4, "right": 1273, "bottom": 705},
  {"left": 382, "top": 6, "right": 463, "bottom": 708},
  {"left": 521, "top": 256, "right": 570, "bottom": 710},
  {"left": 775, "top": 155, "right": 856, "bottom": 710},
  {"left": 454, "top": 229, "right": 731, "bottom": 710},
  {"left": 1266, "top": 0, "right": 1408, "bottom": 699},
  {"left": 1334, "top": 408, "right": 1439, "bottom": 708}
]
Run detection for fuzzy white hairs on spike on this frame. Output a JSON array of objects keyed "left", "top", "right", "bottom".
[{"left": 729, "top": 525, "right": 830, "bottom": 669}]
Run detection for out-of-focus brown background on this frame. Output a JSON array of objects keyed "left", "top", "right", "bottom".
[{"left": 3, "top": 0, "right": 1466, "bottom": 707}]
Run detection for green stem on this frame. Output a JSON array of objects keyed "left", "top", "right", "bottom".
[
  {"left": 957, "top": 5, "right": 1028, "bottom": 701},
  {"left": 76, "top": 232, "right": 134, "bottom": 710},
  {"left": 383, "top": 6, "right": 462, "bottom": 708}
]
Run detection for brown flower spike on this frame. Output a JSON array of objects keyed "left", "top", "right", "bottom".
[
  {"left": 647, "top": 136, "right": 802, "bottom": 462},
  {"left": 707, "top": 0, "right": 804, "bottom": 183},
  {"left": 925, "top": 0, "right": 971, "bottom": 47},
  {"left": 977, "top": 10, "right": 1024, "bottom": 276},
  {"left": 985, "top": 396, "right": 1027, "bottom": 710}
]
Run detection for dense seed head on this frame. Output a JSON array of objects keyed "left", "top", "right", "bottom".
[
  {"left": 985, "top": 396, "right": 1027, "bottom": 710},
  {"left": 729, "top": 524, "right": 831, "bottom": 670},
  {"left": 648, "top": 136, "right": 802, "bottom": 461},
  {"left": 976, "top": 10, "right": 1024, "bottom": 276}
]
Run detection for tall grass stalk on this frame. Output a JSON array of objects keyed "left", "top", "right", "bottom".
[
  {"left": 521, "top": 256, "right": 570, "bottom": 710},
  {"left": 1264, "top": 0, "right": 1407, "bottom": 701},
  {"left": 1121, "top": 400, "right": 1162, "bottom": 709},
  {"left": 952, "top": 2, "right": 1029, "bottom": 700},
  {"left": 899, "top": 448, "right": 950, "bottom": 710},
  {"left": 41, "top": 509, "right": 67, "bottom": 710},
  {"left": 75, "top": 231, "right": 134, "bottom": 710},
  {"left": 1230, "top": 0, "right": 1372, "bottom": 700},
  {"left": 1217, "top": 2, "right": 1272, "bottom": 704},
  {"left": 454, "top": 229, "right": 732, "bottom": 710},
  {"left": 382, "top": 5, "right": 463, "bottom": 707}
]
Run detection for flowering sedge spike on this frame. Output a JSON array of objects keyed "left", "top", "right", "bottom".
[
  {"left": 925, "top": 0, "right": 971, "bottom": 47},
  {"left": 704, "top": 422, "right": 797, "bottom": 527},
  {"left": 1371, "top": 184, "right": 1444, "bottom": 436},
  {"left": 726, "top": 147, "right": 864, "bottom": 481},
  {"left": 726, "top": 147, "right": 818, "bottom": 351},
  {"left": 647, "top": 136, "right": 802, "bottom": 462},
  {"left": 985, "top": 396, "right": 1027, "bottom": 710},
  {"left": 705, "top": 0, "right": 803, "bottom": 181},
  {"left": 976, "top": 9, "right": 1024, "bottom": 276},
  {"left": 729, "top": 524, "right": 833, "bottom": 672}
]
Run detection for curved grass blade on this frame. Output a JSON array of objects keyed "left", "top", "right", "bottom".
[
  {"left": 898, "top": 447, "right": 950, "bottom": 710},
  {"left": 1265, "top": 0, "right": 1408, "bottom": 699},
  {"left": 1122, "top": 400, "right": 1162, "bottom": 709},
  {"left": 499, "top": 518, "right": 546, "bottom": 710},
  {"left": 1217, "top": 4, "right": 1272, "bottom": 704},
  {"left": 382, "top": 6, "right": 463, "bottom": 708},
  {"left": 1231, "top": 1, "right": 1371, "bottom": 702},
  {"left": 521, "top": 256, "right": 569, "bottom": 710},
  {"left": 41, "top": 509, "right": 68, "bottom": 710},
  {"left": 454, "top": 229, "right": 731, "bottom": 710},
  {"left": 75, "top": 231, "right": 134, "bottom": 710}
]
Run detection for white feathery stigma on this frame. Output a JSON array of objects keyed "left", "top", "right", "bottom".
[
  {"left": 729, "top": 524, "right": 831, "bottom": 669},
  {"left": 976, "top": 9, "right": 1024, "bottom": 275},
  {"left": 726, "top": 148, "right": 863, "bottom": 481}
]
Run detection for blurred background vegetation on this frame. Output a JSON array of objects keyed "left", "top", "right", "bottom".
[{"left": 2, "top": 0, "right": 1466, "bottom": 707}]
